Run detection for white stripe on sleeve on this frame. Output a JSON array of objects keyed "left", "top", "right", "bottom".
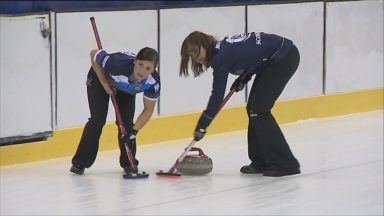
[
  {"left": 93, "top": 49, "right": 104, "bottom": 63},
  {"left": 143, "top": 95, "right": 158, "bottom": 101}
]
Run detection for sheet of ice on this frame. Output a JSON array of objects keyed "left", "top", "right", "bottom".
[{"left": 1, "top": 111, "right": 382, "bottom": 215}]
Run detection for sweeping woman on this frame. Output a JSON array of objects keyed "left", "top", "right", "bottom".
[
  {"left": 70, "top": 47, "right": 160, "bottom": 175},
  {"left": 179, "top": 31, "right": 300, "bottom": 177}
]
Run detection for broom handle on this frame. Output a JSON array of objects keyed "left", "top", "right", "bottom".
[
  {"left": 90, "top": 17, "right": 137, "bottom": 171},
  {"left": 168, "top": 140, "right": 196, "bottom": 173}
]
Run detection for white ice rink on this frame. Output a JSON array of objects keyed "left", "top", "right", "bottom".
[{"left": 1, "top": 111, "right": 383, "bottom": 215}]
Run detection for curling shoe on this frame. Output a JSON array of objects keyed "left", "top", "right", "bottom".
[
  {"left": 263, "top": 167, "right": 300, "bottom": 177},
  {"left": 70, "top": 164, "right": 85, "bottom": 175},
  {"left": 240, "top": 164, "right": 264, "bottom": 174},
  {"left": 124, "top": 166, "right": 138, "bottom": 174}
]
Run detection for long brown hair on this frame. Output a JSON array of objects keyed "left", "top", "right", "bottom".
[{"left": 179, "top": 31, "right": 216, "bottom": 77}]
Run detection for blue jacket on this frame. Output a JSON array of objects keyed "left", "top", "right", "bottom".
[
  {"left": 94, "top": 50, "right": 161, "bottom": 100},
  {"left": 197, "top": 32, "right": 294, "bottom": 128}
]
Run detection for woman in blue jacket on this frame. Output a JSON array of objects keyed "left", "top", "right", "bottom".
[
  {"left": 180, "top": 31, "right": 300, "bottom": 177},
  {"left": 71, "top": 47, "right": 160, "bottom": 175}
]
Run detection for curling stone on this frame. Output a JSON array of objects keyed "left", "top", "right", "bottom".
[{"left": 177, "top": 147, "right": 213, "bottom": 175}]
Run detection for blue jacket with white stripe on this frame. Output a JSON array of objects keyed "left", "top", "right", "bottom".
[{"left": 93, "top": 50, "right": 161, "bottom": 101}]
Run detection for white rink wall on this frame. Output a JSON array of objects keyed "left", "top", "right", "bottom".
[
  {"left": 0, "top": 0, "right": 383, "bottom": 138},
  {"left": 0, "top": 15, "right": 52, "bottom": 138},
  {"left": 325, "top": 0, "right": 383, "bottom": 93},
  {"left": 248, "top": 2, "right": 325, "bottom": 99}
]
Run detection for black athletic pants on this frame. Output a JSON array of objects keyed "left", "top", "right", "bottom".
[
  {"left": 246, "top": 45, "right": 301, "bottom": 171},
  {"left": 72, "top": 69, "right": 138, "bottom": 169}
]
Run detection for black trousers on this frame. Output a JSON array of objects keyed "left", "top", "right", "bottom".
[
  {"left": 246, "top": 45, "right": 300, "bottom": 170},
  {"left": 72, "top": 69, "right": 138, "bottom": 169}
]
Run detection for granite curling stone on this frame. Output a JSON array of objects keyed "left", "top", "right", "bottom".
[{"left": 177, "top": 147, "right": 213, "bottom": 175}]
